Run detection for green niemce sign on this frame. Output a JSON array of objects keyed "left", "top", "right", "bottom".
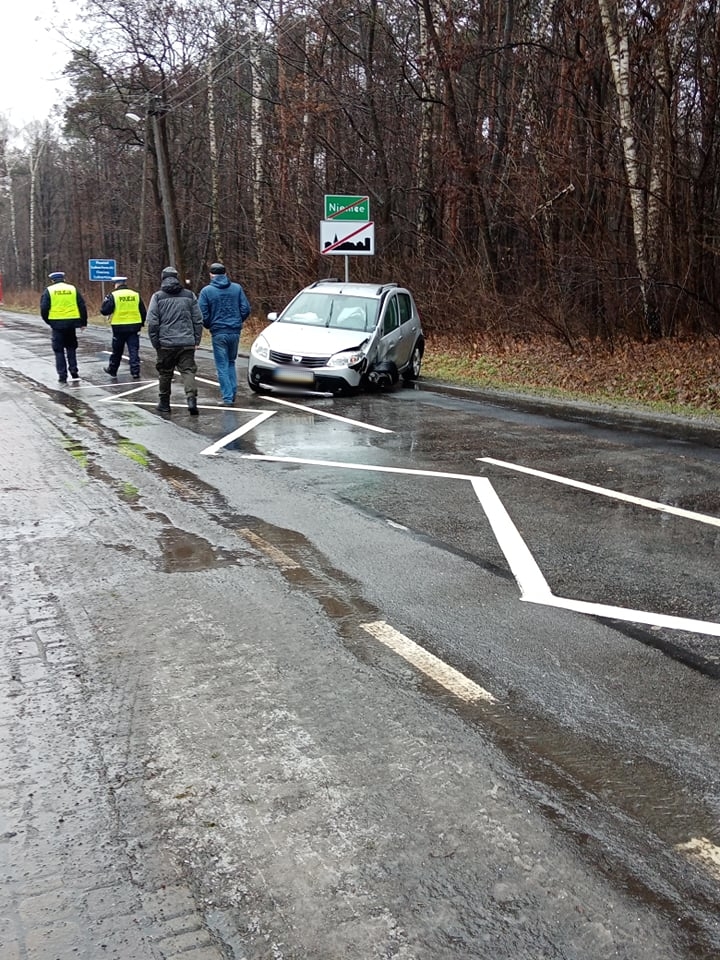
[{"left": 324, "top": 195, "right": 370, "bottom": 221}]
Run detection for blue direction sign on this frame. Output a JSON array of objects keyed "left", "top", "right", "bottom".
[{"left": 88, "top": 258, "right": 117, "bottom": 281}]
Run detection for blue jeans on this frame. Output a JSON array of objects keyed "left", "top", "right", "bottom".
[{"left": 211, "top": 331, "right": 240, "bottom": 403}]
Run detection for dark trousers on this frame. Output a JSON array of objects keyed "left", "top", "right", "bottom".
[
  {"left": 155, "top": 347, "right": 197, "bottom": 398},
  {"left": 51, "top": 328, "right": 78, "bottom": 379},
  {"left": 107, "top": 326, "right": 141, "bottom": 376}
]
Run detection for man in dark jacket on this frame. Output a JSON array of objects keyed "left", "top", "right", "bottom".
[
  {"left": 146, "top": 266, "right": 203, "bottom": 414},
  {"left": 198, "top": 262, "right": 251, "bottom": 405},
  {"left": 100, "top": 275, "right": 147, "bottom": 380},
  {"left": 40, "top": 270, "right": 88, "bottom": 383}
]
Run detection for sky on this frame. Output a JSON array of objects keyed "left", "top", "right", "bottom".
[{"left": 0, "top": 0, "right": 79, "bottom": 130}]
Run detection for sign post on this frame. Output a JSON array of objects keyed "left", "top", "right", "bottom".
[
  {"left": 88, "top": 258, "right": 117, "bottom": 299},
  {"left": 321, "top": 195, "right": 373, "bottom": 282}
]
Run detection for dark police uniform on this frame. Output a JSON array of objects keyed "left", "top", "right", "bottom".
[
  {"left": 40, "top": 272, "right": 88, "bottom": 383},
  {"left": 100, "top": 277, "right": 147, "bottom": 379}
]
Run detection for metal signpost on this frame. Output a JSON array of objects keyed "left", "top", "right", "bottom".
[
  {"left": 88, "top": 258, "right": 117, "bottom": 299},
  {"left": 321, "top": 195, "right": 374, "bottom": 281}
]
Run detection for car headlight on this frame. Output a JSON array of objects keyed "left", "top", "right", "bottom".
[
  {"left": 252, "top": 335, "right": 270, "bottom": 361},
  {"left": 327, "top": 350, "right": 364, "bottom": 368}
]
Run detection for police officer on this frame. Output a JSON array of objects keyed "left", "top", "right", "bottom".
[
  {"left": 40, "top": 271, "right": 88, "bottom": 383},
  {"left": 100, "top": 275, "right": 147, "bottom": 379}
]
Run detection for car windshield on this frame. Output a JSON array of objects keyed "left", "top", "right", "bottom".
[{"left": 279, "top": 293, "right": 378, "bottom": 332}]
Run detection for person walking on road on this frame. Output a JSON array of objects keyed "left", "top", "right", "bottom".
[
  {"left": 198, "top": 262, "right": 251, "bottom": 405},
  {"left": 146, "top": 266, "right": 203, "bottom": 415},
  {"left": 100, "top": 275, "right": 147, "bottom": 380},
  {"left": 40, "top": 271, "right": 88, "bottom": 383}
]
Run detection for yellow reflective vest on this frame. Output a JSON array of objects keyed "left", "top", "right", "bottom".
[
  {"left": 110, "top": 288, "right": 143, "bottom": 325},
  {"left": 47, "top": 282, "right": 81, "bottom": 321}
]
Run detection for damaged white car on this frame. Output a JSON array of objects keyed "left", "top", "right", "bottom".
[{"left": 247, "top": 279, "right": 425, "bottom": 395}]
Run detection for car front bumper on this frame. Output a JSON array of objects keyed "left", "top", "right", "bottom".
[{"left": 247, "top": 359, "right": 363, "bottom": 394}]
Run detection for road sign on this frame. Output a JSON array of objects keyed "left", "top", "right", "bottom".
[
  {"left": 324, "top": 195, "right": 370, "bottom": 221},
  {"left": 320, "top": 220, "right": 375, "bottom": 256},
  {"left": 88, "top": 258, "right": 117, "bottom": 281}
]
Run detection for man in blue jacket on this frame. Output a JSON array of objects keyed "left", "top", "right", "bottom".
[{"left": 198, "top": 263, "right": 251, "bottom": 405}]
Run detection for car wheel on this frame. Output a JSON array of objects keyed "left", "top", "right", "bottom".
[
  {"left": 402, "top": 343, "right": 423, "bottom": 382},
  {"left": 247, "top": 378, "right": 263, "bottom": 393}
]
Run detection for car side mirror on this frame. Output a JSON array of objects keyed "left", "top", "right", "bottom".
[{"left": 267, "top": 311, "right": 278, "bottom": 322}]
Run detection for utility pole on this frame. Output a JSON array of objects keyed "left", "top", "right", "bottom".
[
  {"left": 136, "top": 110, "right": 150, "bottom": 293},
  {"left": 148, "top": 97, "right": 182, "bottom": 275}
]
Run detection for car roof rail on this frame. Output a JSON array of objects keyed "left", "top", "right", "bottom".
[
  {"left": 309, "top": 278, "right": 341, "bottom": 287},
  {"left": 377, "top": 283, "right": 398, "bottom": 294}
]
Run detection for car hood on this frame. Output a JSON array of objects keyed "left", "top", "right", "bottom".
[{"left": 258, "top": 322, "right": 371, "bottom": 355}]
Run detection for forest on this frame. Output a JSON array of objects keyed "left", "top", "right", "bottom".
[{"left": 1, "top": 0, "right": 718, "bottom": 349}]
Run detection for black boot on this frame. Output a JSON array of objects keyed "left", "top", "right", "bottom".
[
  {"left": 156, "top": 395, "right": 171, "bottom": 413},
  {"left": 187, "top": 395, "right": 199, "bottom": 416}
]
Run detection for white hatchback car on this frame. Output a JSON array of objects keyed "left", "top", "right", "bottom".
[{"left": 247, "top": 279, "right": 425, "bottom": 394}]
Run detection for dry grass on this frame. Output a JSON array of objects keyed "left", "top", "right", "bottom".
[{"left": 424, "top": 333, "right": 720, "bottom": 417}]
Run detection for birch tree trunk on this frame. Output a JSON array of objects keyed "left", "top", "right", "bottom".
[
  {"left": 250, "top": 32, "right": 266, "bottom": 268},
  {"left": 206, "top": 55, "right": 223, "bottom": 264},
  {"left": 416, "top": 1, "right": 438, "bottom": 257},
  {"left": 597, "top": 0, "right": 661, "bottom": 337},
  {"left": 28, "top": 140, "right": 45, "bottom": 287}
]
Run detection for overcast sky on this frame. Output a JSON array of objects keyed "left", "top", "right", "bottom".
[{"left": 1, "top": 0, "right": 79, "bottom": 129}]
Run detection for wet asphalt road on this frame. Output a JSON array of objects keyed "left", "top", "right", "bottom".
[{"left": 1, "top": 311, "right": 719, "bottom": 959}]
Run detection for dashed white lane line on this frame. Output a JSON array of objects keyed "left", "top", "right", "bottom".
[
  {"left": 261, "top": 395, "right": 393, "bottom": 434},
  {"left": 480, "top": 457, "right": 720, "bottom": 529},
  {"left": 200, "top": 412, "right": 277, "bottom": 456},
  {"left": 675, "top": 837, "right": 720, "bottom": 881},
  {"left": 361, "top": 621, "right": 497, "bottom": 703},
  {"left": 239, "top": 528, "right": 300, "bottom": 570}
]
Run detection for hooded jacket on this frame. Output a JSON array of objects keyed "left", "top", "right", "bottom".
[
  {"left": 146, "top": 276, "right": 203, "bottom": 350},
  {"left": 198, "top": 274, "right": 251, "bottom": 334}
]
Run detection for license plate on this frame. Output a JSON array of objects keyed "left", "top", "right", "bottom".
[{"left": 273, "top": 366, "right": 315, "bottom": 385}]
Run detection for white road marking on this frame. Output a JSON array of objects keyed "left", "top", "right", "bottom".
[
  {"left": 261, "top": 395, "right": 393, "bottom": 433},
  {"left": 470, "top": 477, "right": 720, "bottom": 637},
  {"left": 471, "top": 478, "right": 551, "bottom": 598},
  {"left": 361, "top": 621, "right": 497, "bottom": 703},
  {"left": 480, "top": 457, "right": 720, "bottom": 529},
  {"left": 533, "top": 593, "right": 720, "bottom": 636},
  {"left": 243, "top": 454, "right": 720, "bottom": 638},
  {"left": 200, "top": 412, "right": 277, "bottom": 456},
  {"left": 675, "top": 837, "right": 720, "bottom": 881},
  {"left": 239, "top": 528, "right": 300, "bottom": 569},
  {"left": 100, "top": 381, "right": 157, "bottom": 400},
  {"left": 242, "top": 454, "right": 475, "bottom": 481}
]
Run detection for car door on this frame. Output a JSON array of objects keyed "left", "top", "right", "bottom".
[
  {"left": 375, "top": 295, "right": 402, "bottom": 368},
  {"left": 394, "top": 291, "right": 418, "bottom": 369}
]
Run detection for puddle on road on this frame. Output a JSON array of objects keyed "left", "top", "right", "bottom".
[
  {"left": 56, "top": 429, "right": 250, "bottom": 572},
  {"left": 157, "top": 528, "right": 241, "bottom": 572}
]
